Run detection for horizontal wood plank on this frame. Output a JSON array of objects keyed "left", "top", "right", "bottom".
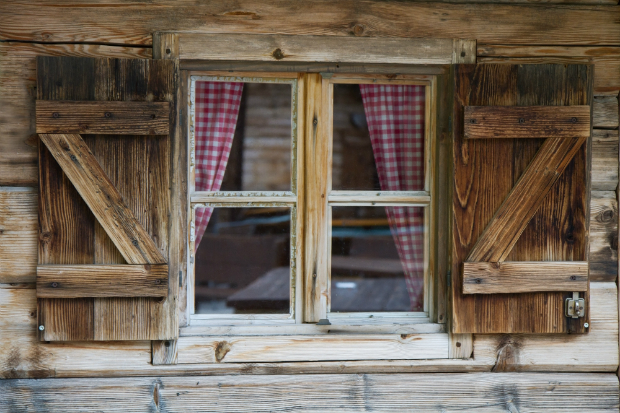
[
  {"left": 36, "top": 265, "right": 168, "bottom": 298},
  {"left": 463, "top": 261, "right": 588, "bottom": 294},
  {"left": 0, "top": 188, "right": 37, "bottom": 283},
  {"left": 178, "top": 33, "right": 475, "bottom": 65},
  {"left": 467, "top": 136, "right": 587, "bottom": 263},
  {"left": 36, "top": 101, "right": 170, "bottom": 135},
  {"left": 592, "top": 130, "right": 619, "bottom": 191},
  {"left": 464, "top": 105, "right": 591, "bottom": 139},
  {"left": 1, "top": 284, "right": 617, "bottom": 378},
  {"left": 38, "top": 133, "right": 166, "bottom": 265},
  {"left": 1, "top": 373, "right": 618, "bottom": 412},
  {"left": 178, "top": 334, "right": 449, "bottom": 363}
]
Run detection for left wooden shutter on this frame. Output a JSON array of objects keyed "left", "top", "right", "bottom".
[{"left": 36, "top": 56, "right": 176, "bottom": 341}]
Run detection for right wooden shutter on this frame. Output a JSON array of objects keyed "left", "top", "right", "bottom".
[{"left": 452, "top": 64, "right": 592, "bottom": 334}]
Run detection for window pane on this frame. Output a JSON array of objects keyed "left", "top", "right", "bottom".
[
  {"left": 194, "top": 207, "right": 291, "bottom": 314},
  {"left": 332, "top": 83, "right": 425, "bottom": 191},
  {"left": 194, "top": 81, "right": 292, "bottom": 193},
  {"left": 330, "top": 206, "right": 424, "bottom": 312}
]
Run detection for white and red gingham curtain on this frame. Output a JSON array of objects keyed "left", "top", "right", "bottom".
[
  {"left": 359, "top": 84, "right": 425, "bottom": 311},
  {"left": 193, "top": 81, "right": 244, "bottom": 250}
]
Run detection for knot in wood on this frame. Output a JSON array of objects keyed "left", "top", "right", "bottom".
[
  {"left": 353, "top": 24, "right": 365, "bottom": 36},
  {"left": 166, "top": 48, "right": 171, "bottom": 55},
  {"left": 164, "top": 340, "right": 170, "bottom": 347},
  {"left": 132, "top": 239, "right": 139, "bottom": 246},
  {"left": 461, "top": 51, "right": 466, "bottom": 57},
  {"left": 469, "top": 118, "right": 476, "bottom": 124},
  {"left": 272, "top": 48, "right": 284, "bottom": 60},
  {"left": 570, "top": 275, "right": 576, "bottom": 280},
  {"left": 150, "top": 114, "right": 156, "bottom": 119}
]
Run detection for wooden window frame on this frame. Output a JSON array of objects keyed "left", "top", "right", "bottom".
[{"left": 163, "top": 32, "right": 476, "bottom": 363}]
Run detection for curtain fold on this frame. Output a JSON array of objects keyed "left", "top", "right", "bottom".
[
  {"left": 359, "top": 84, "right": 426, "bottom": 311},
  {"left": 193, "top": 81, "right": 244, "bottom": 250}
]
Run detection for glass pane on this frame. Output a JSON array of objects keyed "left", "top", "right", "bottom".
[
  {"left": 194, "top": 81, "right": 292, "bottom": 193},
  {"left": 194, "top": 207, "right": 291, "bottom": 314},
  {"left": 331, "top": 206, "right": 424, "bottom": 312},
  {"left": 332, "top": 83, "right": 425, "bottom": 191}
]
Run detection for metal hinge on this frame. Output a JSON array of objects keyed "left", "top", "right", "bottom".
[{"left": 565, "top": 292, "right": 585, "bottom": 318}]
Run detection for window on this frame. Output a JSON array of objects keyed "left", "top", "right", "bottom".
[{"left": 187, "top": 72, "right": 437, "bottom": 327}]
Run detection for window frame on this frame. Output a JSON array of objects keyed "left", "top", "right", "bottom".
[{"left": 186, "top": 70, "right": 438, "bottom": 329}]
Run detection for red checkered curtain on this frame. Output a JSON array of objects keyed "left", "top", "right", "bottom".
[
  {"left": 359, "top": 84, "right": 425, "bottom": 311},
  {"left": 193, "top": 81, "right": 244, "bottom": 250}
]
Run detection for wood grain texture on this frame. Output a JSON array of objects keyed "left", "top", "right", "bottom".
[
  {"left": 463, "top": 261, "right": 588, "bottom": 294},
  {"left": 1, "top": 373, "right": 618, "bottom": 412},
  {"left": 453, "top": 64, "right": 592, "bottom": 334},
  {"left": 178, "top": 33, "right": 473, "bottom": 65},
  {"left": 36, "top": 101, "right": 170, "bottom": 135},
  {"left": 36, "top": 264, "right": 168, "bottom": 298},
  {"left": 593, "top": 95, "right": 619, "bottom": 129},
  {"left": 37, "top": 56, "right": 174, "bottom": 341},
  {"left": 590, "top": 193, "right": 618, "bottom": 281},
  {"left": 466, "top": 135, "right": 587, "bottom": 263},
  {"left": 477, "top": 45, "right": 620, "bottom": 94},
  {"left": 39, "top": 133, "right": 166, "bottom": 265},
  {"left": 464, "top": 105, "right": 590, "bottom": 139},
  {"left": 1, "top": 2, "right": 618, "bottom": 46},
  {"left": 177, "top": 334, "right": 448, "bottom": 363},
  {"left": 592, "top": 130, "right": 619, "bottom": 191},
  {"left": 1, "top": 284, "right": 617, "bottom": 378},
  {"left": 0, "top": 188, "right": 37, "bottom": 283}
]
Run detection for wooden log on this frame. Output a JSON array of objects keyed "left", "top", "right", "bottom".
[
  {"left": 1, "top": 373, "right": 618, "bottom": 412},
  {"left": 462, "top": 261, "right": 588, "bottom": 294},
  {"left": 36, "top": 265, "right": 169, "bottom": 298},
  {"left": 464, "top": 106, "right": 591, "bottom": 139},
  {"left": 39, "top": 133, "right": 166, "bottom": 265},
  {"left": 467, "top": 136, "right": 587, "bottom": 263},
  {"left": 36, "top": 101, "right": 170, "bottom": 135},
  {"left": 177, "top": 33, "right": 475, "bottom": 64}
]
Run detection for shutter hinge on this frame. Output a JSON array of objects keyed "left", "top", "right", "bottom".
[{"left": 565, "top": 292, "right": 585, "bottom": 318}]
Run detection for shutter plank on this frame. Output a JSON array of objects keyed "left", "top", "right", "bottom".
[
  {"left": 462, "top": 261, "right": 588, "bottom": 294},
  {"left": 37, "top": 264, "right": 169, "bottom": 298},
  {"left": 36, "top": 101, "right": 170, "bottom": 135},
  {"left": 467, "top": 136, "right": 586, "bottom": 263},
  {"left": 39, "top": 133, "right": 166, "bottom": 265},
  {"left": 452, "top": 64, "right": 592, "bottom": 334},
  {"left": 464, "top": 106, "right": 590, "bottom": 139}
]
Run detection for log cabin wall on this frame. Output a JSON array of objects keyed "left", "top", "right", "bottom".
[{"left": 0, "top": 1, "right": 619, "bottom": 410}]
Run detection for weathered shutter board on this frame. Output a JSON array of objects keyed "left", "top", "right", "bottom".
[
  {"left": 36, "top": 101, "right": 170, "bottom": 135},
  {"left": 452, "top": 64, "right": 591, "bottom": 334},
  {"left": 37, "top": 56, "right": 175, "bottom": 341}
]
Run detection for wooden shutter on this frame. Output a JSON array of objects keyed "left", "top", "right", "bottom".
[
  {"left": 36, "top": 56, "right": 177, "bottom": 341},
  {"left": 452, "top": 64, "right": 592, "bottom": 334}
]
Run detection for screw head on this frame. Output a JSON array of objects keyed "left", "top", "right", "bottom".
[
  {"left": 571, "top": 117, "right": 578, "bottom": 123},
  {"left": 104, "top": 112, "right": 112, "bottom": 118},
  {"left": 470, "top": 118, "right": 476, "bottom": 124},
  {"left": 52, "top": 112, "right": 60, "bottom": 118},
  {"left": 38, "top": 325, "right": 45, "bottom": 331},
  {"left": 584, "top": 323, "right": 589, "bottom": 328},
  {"left": 51, "top": 282, "right": 58, "bottom": 288},
  {"left": 518, "top": 118, "right": 525, "bottom": 124}
]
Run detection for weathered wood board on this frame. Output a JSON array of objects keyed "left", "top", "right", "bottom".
[
  {"left": 1, "top": 373, "right": 618, "bottom": 412},
  {"left": 453, "top": 64, "right": 592, "bottom": 334}
]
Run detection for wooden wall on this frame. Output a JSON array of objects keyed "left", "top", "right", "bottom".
[{"left": 1, "top": 1, "right": 619, "bottom": 411}]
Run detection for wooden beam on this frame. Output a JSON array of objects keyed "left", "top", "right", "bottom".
[
  {"left": 177, "top": 33, "right": 475, "bottom": 65},
  {"left": 462, "top": 261, "right": 588, "bottom": 294},
  {"left": 38, "top": 133, "right": 166, "bottom": 265},
  {"left": 467, "top": 136, "right": 587, "bottom": 263},
  {"left": 36, "top": 101, "right": 170, "bottom": 135},
  {"left": 464, "top": 106, "right": 591, "bottom": 139},
  {"left": 36, "top": 265, "right": 168, "bottom": 298}
]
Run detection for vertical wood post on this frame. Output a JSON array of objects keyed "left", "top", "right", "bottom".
[{"left": 152, "top": 31, "right": 183, "bottom": 365}]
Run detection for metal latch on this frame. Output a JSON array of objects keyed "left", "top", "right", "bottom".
[{"left": 565, "top": 292, "right": 585, "bottom": 318}]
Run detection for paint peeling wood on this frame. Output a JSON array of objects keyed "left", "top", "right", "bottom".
[
  {"left": 36, "top": 101, "right": 170, "bottom": 135},
  {"left": 1, "top": 373, "right": 618, "bottom": 412},
  {"left": 474, "top": 282, "right": 619, "bottom": 372},
  {"left": 36, "top": 264, "right": 169, "bottom": 298},
  {"left": 177, "top": 33, "right": 474, "bottom": 65}
]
